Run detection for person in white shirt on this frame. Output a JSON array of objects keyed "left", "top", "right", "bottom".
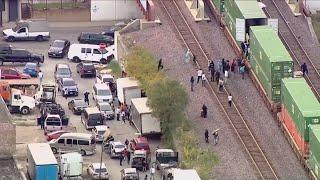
[
  {"left": 228, "top": 93, "right": 232, "bottom": 107},
  {"left": 150, "top": 165, "right": 155, "bottom": 180},
  {"left": 38, "top": 70, "right": 43, "bottom": 84},
  {"left": 197, "top": 68, "right": 203, "bottom": 83},
  {"left": 201, "top": 73, "right": 206, "bottom": 87}
]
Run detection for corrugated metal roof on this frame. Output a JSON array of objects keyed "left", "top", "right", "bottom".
[
  {"left": 282, "top": 78, "right": 320, "bottom": 117},
  {"left": 0, "top": 96, "right": 12, "bottom": 123},
  {"left": 235, "top": 1, "right": 266, "bottom": 19},
  {"left": 116, "top": 77, "right": 139, "bottom": 88},
  {"left": 131, "top": 97, "right": 151, "bottom": 114},
  {"left": 27, "top": 143, "right": 57, "bottom": 165},
  {"left": 250, "top": 26, "right": 293, "bottom": 62},
  {"left": 310, "top": 125, "right": 320, "bottom": 143}
]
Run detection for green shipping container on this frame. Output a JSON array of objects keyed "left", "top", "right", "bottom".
[
  {"left": 224, "top": 0, "right": 267, "bottom": 45},
  {"left": 211, "top": 0, "right": 223, "bottom": 12},
  {"left": 281, "top": 78, "right": 320, "bottom": 141},
  {"left": 309, "top": 125, "right": 320, "bottom": 179},
  {"left": 250, "top": 26, "right": 293, "bottom": 85},
  {"left": 250, "top": 53, "right": 281, "bottom": 102}
]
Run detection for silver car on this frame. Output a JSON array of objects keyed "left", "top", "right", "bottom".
[
  {"left": 87, "top": 163, "right": 109, "bottom": 180},
  {"left": 97, "top": 102, "right": 114, "bottom": 120},
  {"left": 54, "top": 63, "right": 72, "bottom": 82}
]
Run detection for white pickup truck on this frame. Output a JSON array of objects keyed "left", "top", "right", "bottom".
[{"left": 2, "top": 20, "right": 50, "bottom": 42}]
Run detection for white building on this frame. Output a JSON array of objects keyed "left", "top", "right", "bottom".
[
  {"left": 1, "top": 0, "right": 21, "bottom": 24},
  {"left": 305, "top": 0, "right": 320, "bottom": 14}
]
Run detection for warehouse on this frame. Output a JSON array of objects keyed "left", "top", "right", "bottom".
[{"left": 0, "top": 0, "right": 21, "bottom": 26}]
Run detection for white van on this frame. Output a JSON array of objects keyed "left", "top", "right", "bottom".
[
  {"left": 92, "top": 83, "right": 113, "bottom": 104},
  {"left": 67, "top": 44, "right": 115, "bottom": 64},
  {"left": 44, "top": 114, "right": 62, "bottom": 134},
  {"left": 49, "top": 133, "right": 96, "bottom": 156}
]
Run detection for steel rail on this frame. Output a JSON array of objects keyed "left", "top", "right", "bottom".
[{"left": 159, "top": 0, "right": 278, "bottom": 179}]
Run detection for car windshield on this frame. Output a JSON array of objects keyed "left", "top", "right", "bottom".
[
  {"left": 89, "top": 113, "right": 102, "bottom": 120},
  {"left": 52, "top": 41, "right": 64, "bottom": 47},
  {"left": 97, "top": 89, "right": 111, "bottom": 96},
  {"left": 63, "top": 80, "right": 75, "bottom": 86},
  {"left": 74, "top": 100, "right": 87, "bottom": 107},
  {"left": 102, "top": 78, "right": 113, "bottom": 83},
  {"left": 83, "top": 64, "right": 94, "bottom": 70},
  {"left": 115, "top": 145, "right": 125, "bottom": 149},
  {"left": 137, "top": 143, "right": 149, "bottom": 149},
  {"left": 98, "top": 130, "right": 106, "bottom": 135},
  {"left": 25, "top": 63, "right": 36, "bottom": 69},
  {"left": 99, "top": 104, "right": 112, "bottom": 111},
  {"left": 95, "top": 168, "right": 107, "bottom": 173},
  {"left": 124, "top": 174, "right": 138, "bottom": 180},
  {"left": 57, "top": 68, "right": 70, "bottom": 75}
]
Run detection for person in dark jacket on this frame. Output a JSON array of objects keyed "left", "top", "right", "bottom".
[
  {"left": 301, "top": 62, "right": 308, "bottom": 76},
  {"left": 158, "top": 59, "right": 163, "bottom": 71},
  {"left": 119, "top": 153, "right": 124, "bottom": 166},
  {"left": 201, "top": 104, "right": 208, "bottom": 118},
  {"left": 215, "top": 71, "right": 220, "bottom": 85},
  {"left": 84, "top": 92, "right": 90, "bottom": 105},
  {"left": 190, "top": 76, "right": 195, "bottom": 91},
  {"left": 208, "top": 61, "right": 215, "bottom": 82},
  {"left": 205, "top": 129, "right": 209, "bottom": 143}
]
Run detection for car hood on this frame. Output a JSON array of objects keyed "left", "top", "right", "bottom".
[
  {"left": 114, "top": 148, "right": 125, "bottom": 153},
  {"left": 63, "top": 85, "right": 77, "bottom": 90},
  {"left": 3, "top": 29, "right": 13, "bottom": 35},
  {"left": 21, "top": 73, "right": 31, "bottom": 79},
  {"left": 49, "top": 47, "right": 63, "bottom": 53},
  {"left": 102, "top": 110, "right": 114, "bottom": 115}
]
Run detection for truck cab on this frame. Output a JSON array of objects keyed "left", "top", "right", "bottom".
[
  {"left": 5, "top": 88, "right": 35, "bottom": 115},
  {"left": 155, "top": 149, "right": 178, "bottom": 170}
]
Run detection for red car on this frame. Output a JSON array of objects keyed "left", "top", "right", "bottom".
[
  {"left": 46, "top": 130, "right": 70, "bottom": 141},
  {"left": 0, "top": 68, "right": 31, "bottom": 79},
  {"left": 129, "top": 137, "right": 150, "bottom": 153}
]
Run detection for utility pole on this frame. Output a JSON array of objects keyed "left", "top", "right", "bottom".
[{"left": 0, "top": 0, "right": 3, "bottom": 27}]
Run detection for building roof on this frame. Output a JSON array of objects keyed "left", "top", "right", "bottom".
[
  {"left": 27, "top": 143, "right": 57, "bottom": 165},
  {"left": 131, "top": 97, "right": 152, "bottom": 114},
  {"left": 235, "top": 1, "right": 266, "bottom": 19},
  {"left": 116, "top": 77, "right": 139, "bottom": 88},
  {"left": 172, "top": 169, "right": 201, "bottom": 180},
  {"left": 310, "top": 125, "right": 320, "bottom": 142},
  {"left": 250, "top": 26, "right": 293, "bottom": 63},
  {"left": 0, "top": 96, "right": 12, "bottom": 123},
  {"left": 282, "top": 78, "right": 320, "bottom": 117}
]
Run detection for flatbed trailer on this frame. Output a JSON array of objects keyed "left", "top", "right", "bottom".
[{"left": 1, "top": 79, "right": 39, "bottom": 96}]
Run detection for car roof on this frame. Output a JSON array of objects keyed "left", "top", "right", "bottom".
[
  {"left": 85, "top": 107, "right": 100, "bottom": 114},
  {"left": 98, "top": 102, "right": 111, "bottom": 106},
  {"left": 123, "top": 168, "right": 137, "bottom": 174},
  {"left": 54, "top": 39, "right": 68, "bottom": 43},
  {"left": 100, "top": 74, "right": 113, "bottom": 78},
  {"left": 134, "top": 137, "right": 148, "bottom": 144},
  {"left": 94, "top": 125, "right": 108, "bottom": 131},
  {"left": 111, "top": 141, "right": 124, "bottom": 146},
  {"left": 56, "top": 63, "right": 70, "bottom": 68},
  {"left": 94, "top": 83, "right": 110, "bottom": 89},
  {"left": 155, "top": 149, "right": 174, "bottom": 153},
  {"left": 60, "top": 132, "right": 93, "bottom": 139},
  {"left": 91, "top": 163, "right": 107, "bottom": 169},
  {"left": 62, "top": 77, "right": 74, "bottom": 82},
  {"left": 46, "top": 114, "right": 60, "bottom": 118},
  {"left": 82, "top": 62, "right": 94, "bottom": 66}
]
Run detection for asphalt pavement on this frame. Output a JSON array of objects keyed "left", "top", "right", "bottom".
[{"left": 3, "top": 24, "right": 162, "bottom": 180}]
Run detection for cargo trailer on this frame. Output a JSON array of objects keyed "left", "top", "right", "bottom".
[
  {"left": 27, "top": 143, "right": 58, "bottom": 180},
  {"left": 224, "top": 0, "right": 267, "bottom": 44},
  {"left": 130, "top": 97, "right": 161, "bottom": 136},
  {"left": 249, "top": 26, "right": 293, "bottom": 102},
  {"left": 281, "top": 78, "right": 320, "bottom": 150},
  {"left": 58, "top": 152, "right": 83, "bottom": 180},
  {"left": 309, "top": 125, "right": 320, "bottom": 179},
  {"left": 116, "top": 77, "right": 141, "bottom": 105}
]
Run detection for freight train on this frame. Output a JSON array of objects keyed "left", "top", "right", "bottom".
[{"left": 207, "top": 0, "right": 320, "bottom": 179}]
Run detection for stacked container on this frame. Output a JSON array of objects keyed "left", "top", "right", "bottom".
[
  {"left": 281, "top": 78, "right": 320, "bottom": 156},
  {"left": 250, "top": 26, "right": 293, "bottom": 102},
  {"left": 223, "top": 0, "right": 267, "bottom": 45},
  {"left": 309, "top": 125, "right": 320, "bottom": 179}
]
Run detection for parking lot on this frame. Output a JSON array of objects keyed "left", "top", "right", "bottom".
[{"left": 2, "top": 24, "right": 162, "bottom": 179}]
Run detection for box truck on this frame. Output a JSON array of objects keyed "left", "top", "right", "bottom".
[
  {"left": 163, "top": 168, "right": 201, "bottom": 180},
  {"left": 58, "top": 152, "right": 83, "bottom": 180},
  {"left": 130, "top": 97, "right": 161, "bottom": 136},
  {"left": 116, "top": 77, "right": 141, "bottom": 105},
  {"left": 27, "top": 143, "right": 58, "bottom": 180}
]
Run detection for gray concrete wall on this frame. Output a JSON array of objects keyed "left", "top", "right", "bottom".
[{"left": 2, "top": 0, "right": 21, "bottom": 23}]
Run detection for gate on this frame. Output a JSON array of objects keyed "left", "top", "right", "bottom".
[
  {"left": 27, "top": 0, "right": 91, "bottom": 22},
  {"left": 21, "top": 3, "right": 32, "bottom": 19}
]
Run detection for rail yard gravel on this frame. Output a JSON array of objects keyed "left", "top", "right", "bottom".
[
  {"left": 173, "top": 0, "right": 309, "bottom": 179},
  {"left": 262, "top": 0, "right": 320, "bottom": 71},
  {"left": 125, "top": 0, "right": 309, "bottom": 179},
  {"left": 124, "top": 2, "right": 258, "bottom": 179}
]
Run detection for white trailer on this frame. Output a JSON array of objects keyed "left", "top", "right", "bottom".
[
  {"left": 131, "top": 97, "right": 161, "bottom": 136},
  {"left": 58, "top": 152, "right": 83, "bottom": 180},
  {"left": 164, "top": 168, "right": 201, "bottom": 180},
  {"left": 116, "top": 77, "right": 141, "bottom": 105}
]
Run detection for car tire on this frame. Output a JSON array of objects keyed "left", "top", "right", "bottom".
[
  {"left": 0, "top": 58, "right": 4, "bottom": 66},
  {"left": 7, "top": 36, "right": 15, "bottom": 42},
  {"left": 73, "top": 56, "right": 80, "bottom": 63},
  {"left": 80, "top": 74, "right": 84, "bottom": 78},
  {"left": 51, "top": 147, "right": 58, "bottom": 154},
  {"left": 100, "top": 58, "right": 108, "bottom": 64},
  {"left": 80, "top": 150, "right": 86, "bottom": 156},
  {"left": 36, "top": 35, "right": 44, "bottom": 41},
  {"left": 21, "top": 107, "right": 30, "bottom": 115}
]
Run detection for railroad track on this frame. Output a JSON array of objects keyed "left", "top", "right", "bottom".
[
  {"left": 159, "top": 0, "right": 278, "bottom": 179},
  {"left": 262, "top": 0, "right": 320, "bottom": 100}
]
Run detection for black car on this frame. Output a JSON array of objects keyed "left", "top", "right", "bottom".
[
  {"left": 48, "top": 39, "right": 70, "bottom": 58},
  {"left": 78, "top": 32, "right": 114, "bottom": 45},
  {"left": 0, "top": 44, "right": 44, "bottom": 65},
  {"left": 76, "top": 62, "right": 96, "bottom": 78},
  {"left": 101, "top": 26, "right": 122, "bottom": 38},
  {"left": 57, "top": 77, "right": 79, "bottom": 97},
  {"left": 68, "top": 99, "right": 88, "bottom": 115}
]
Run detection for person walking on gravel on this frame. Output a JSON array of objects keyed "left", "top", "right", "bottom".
[
  {"left": 215, "top": 71, "right": 220, "bottom": 85},
  {"left": 205, "top": 129, "right": 209, "bottom": 143},
  {"left": 213, "top": 130, "right": 219, "bottom": 145},
  {"left": 38, "top": 70, "right": 43, "bottom": 84},
  {"left": 218, "top": 59, "right": 223, "bottom": 72},
  {"left": 84, "top": 92, "right": 90, "bottom": 105},
  {"left": 301, "top": 62, "right": 308, "bottom": 76},
  {"left": 197, "top": 69, "right": 203, "bottom": 83},
  {"left": 201, "top": 104, "right": 208, "bottom": 118},
  {"left": 240, "top": 64, "right": 245, "bottom": 79},
  {"left": 201, "top": 73, "right": 206, "bottom": 87},
  {"left": 228, "top": 93, "right": 233, "bottom": 107},
  {"left": 190, "top": 76, "right": 195, "bottom": 91},
  {"left": 208, "top": 61, "right": 215, "bottom": 81},
  {"left": 218, "top": 78, "right": 224, "bottom": 91},
  {"left": 158, "top": 58, "right": 163, "bottom": 71}
]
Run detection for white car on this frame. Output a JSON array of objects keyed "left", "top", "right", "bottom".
[
  {"left": 67, "top": 44, "right": 115, "bottom": 64},
  {"left": 109, "top": 141, "right": 126, "bottom": 158},
  {"left": 96, "top": 74, "right": 114, "bottom": 85},
  {"left": 92, "top": 83, "right": 113, "bottom": 104},
  {"left": 92, "top": 125, "right": 109, "bottom": 142},
  {"left": 87, "top": 163, "right": 109, "bottom": 180}
]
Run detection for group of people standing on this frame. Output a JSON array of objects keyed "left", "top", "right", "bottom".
[{"left": 116, "top": 102, "right": 131, "bottom": 124}]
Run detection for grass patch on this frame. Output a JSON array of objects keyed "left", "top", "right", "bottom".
[
  {"left": 310, "top": 12, "right": 320, "bottom": 42},
  {"left": 32, "top": 3, "right": 79, "bottom": 10},
  {"left": 108, "top": 60, "right": 122, "bottom": 78}
]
